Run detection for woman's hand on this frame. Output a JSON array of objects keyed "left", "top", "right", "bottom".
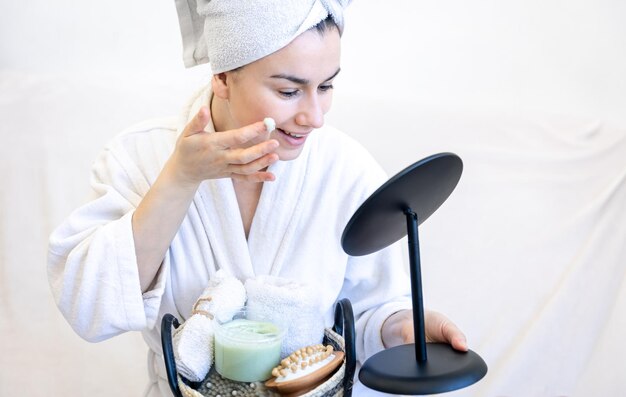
[
  {"left": 167, "top": 106, "right": 280, "bottom": 188},
  {"left": 381, "top": 309, "right": 468, "bottom": 352}
]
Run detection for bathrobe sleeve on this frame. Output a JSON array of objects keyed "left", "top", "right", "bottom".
[
  {"left": 329, "top": 130, "right": 413, "bottom": 362},
  {"left": 342, "top": 244, "right": 413, "bottom": 362},
  {"left": 47, "top": 126, "right": 173, "bottom": 342}
]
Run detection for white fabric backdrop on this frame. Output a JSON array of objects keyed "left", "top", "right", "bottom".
[{"left": 2, "top": 1, "right": 625, "bottom": 396}]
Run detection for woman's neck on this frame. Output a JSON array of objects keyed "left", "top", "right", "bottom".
[{"left": 209, "top": 94, "right": 233, "bottom": 133}]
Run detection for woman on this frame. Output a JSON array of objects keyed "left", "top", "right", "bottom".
[{"left": 48, "top": 1, "right": 468, "bottom": 395}]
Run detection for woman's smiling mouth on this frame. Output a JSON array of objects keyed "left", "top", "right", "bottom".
[
  {"left": 277, "top": 128, "right": 309, "bottom": 138},
  {"left": 276, "top": 128, "right": 310, "bottom": 146}
]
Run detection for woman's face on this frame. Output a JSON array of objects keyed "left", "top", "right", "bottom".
[{"left": 215, "top": 26, "right": 341, "bottom": 161}]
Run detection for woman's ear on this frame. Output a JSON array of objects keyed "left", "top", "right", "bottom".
[{"left": 211, "top": 72, "right": 230, "bottom": 100}]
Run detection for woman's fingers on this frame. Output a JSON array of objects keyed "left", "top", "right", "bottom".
[
  {"left": 225, "top": 136, "right": 279, "bottom": 181},
  {"left": 175, "top": 115, "right": 279, "bottom": 183},
  {"left": 425, "top": 310, "right": 468, "bottom": 352},
  {"left": 231, "top": 170, "right": 276, "bottom": 183},
  {"left": 182, "top": 109, "right": 268, "bottom": 146},
  {"left": 228, "top": 152, "right": 279, "bottom": 175},
  {"left": 226, "top": 139, "right": 279, "bottom": 165},
  {"left": 183, "top": 106, "right": 211, "bottom": 137},
  {"left": 216, "top": 121, "right": 271, "bottom": 149}
]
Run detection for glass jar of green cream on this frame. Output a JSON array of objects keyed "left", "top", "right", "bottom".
[{"left": 214, "top": 308, "right": 286, "bottom": 382}]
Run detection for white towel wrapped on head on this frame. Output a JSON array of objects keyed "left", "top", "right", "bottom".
[
  {"left": 173, "top": 269, "right": 246, "bottom": 382},
  {"left": 174, "top": 0, "right": 352, "bottom": 72},
  {"left": 244, "top": 276, "right": 325, "bottom": 358}
]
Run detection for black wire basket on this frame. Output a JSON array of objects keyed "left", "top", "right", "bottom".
[{"left": 161, "top": 299, "right": 356, "bottom": 397}]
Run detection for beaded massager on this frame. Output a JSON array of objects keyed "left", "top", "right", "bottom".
[{"left": 265, "top": 344, "right": 345, "bottom": 396}]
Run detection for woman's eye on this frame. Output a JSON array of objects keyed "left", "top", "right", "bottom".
[
  {"left": 279, "top": 90, "right": 299, "bottom": 98},
  {"left": 319, "top": 84, "right": 334, "bottom": 92}
]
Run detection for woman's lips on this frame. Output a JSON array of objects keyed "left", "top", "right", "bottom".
[{"left": 276, "top": 128, "right": 310, "bottom": 146}]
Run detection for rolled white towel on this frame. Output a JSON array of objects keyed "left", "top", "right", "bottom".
[
  {"left": 194, "top": 269, "right": 247, "bottom": 318},
  {"left": 173, "top": 270, "right": 246, "bottom": 382},
  {"left": 244, "top": 276, "right": 325, "bottom": 358},
  {"left": 172, "top": 314, "right": 214, "bottom": 382}
]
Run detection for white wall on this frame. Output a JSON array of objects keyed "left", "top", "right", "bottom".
[{"left": 341, "top": 0, "right": 626, "bottom": 125}]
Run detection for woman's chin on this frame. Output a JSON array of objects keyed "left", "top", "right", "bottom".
[{"left": 276, "top": 148, "right": 304, "bottom": 162}]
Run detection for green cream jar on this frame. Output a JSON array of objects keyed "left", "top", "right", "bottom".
[{"left": 214, "top": 309, "right": 285, "bottom": 382}]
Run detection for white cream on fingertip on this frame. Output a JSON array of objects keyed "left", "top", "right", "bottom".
[{"left": 263, "top": 117, "right": 276, "bottom": 133}]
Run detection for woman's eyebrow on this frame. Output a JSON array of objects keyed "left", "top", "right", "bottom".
[
  {"left": 324, "top": 68, "right": 341, "bottom": 82},
  {"left": 270, "top": 68, "right": 341, "bottom": 85}
]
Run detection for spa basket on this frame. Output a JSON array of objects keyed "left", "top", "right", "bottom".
[{"left": 161, "top": 299, "right": 356, "bottom": 397}]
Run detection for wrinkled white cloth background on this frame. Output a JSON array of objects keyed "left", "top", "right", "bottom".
[{"left": 2, "top": 0, "right": 625, "bottom": 396}]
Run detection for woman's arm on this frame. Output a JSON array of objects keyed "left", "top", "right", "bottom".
[{"left": 132, "top": 106, "right": 279, "bottom": 291}]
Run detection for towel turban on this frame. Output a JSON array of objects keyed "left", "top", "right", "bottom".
[{"left": 174, "top": 0, "right": 351, "bottom": 73}]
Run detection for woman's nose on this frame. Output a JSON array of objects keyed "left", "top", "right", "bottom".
[{"left": 295, "top": 95, "right": 324, "bottom": 129}]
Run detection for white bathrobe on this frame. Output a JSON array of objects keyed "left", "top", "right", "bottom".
[{"left": 48, "top": 86, "right": 412, "bottom": 396}]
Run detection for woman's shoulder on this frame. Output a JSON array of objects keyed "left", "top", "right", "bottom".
[
  {"left": 109, "top": 117, "right": 180, "bottom": 149},
  {"left": 101, "top": 117, "right": 180, "bottom": 161},
  {"left": 92, "top": 116, "right": 180, "bottom": 178}
]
